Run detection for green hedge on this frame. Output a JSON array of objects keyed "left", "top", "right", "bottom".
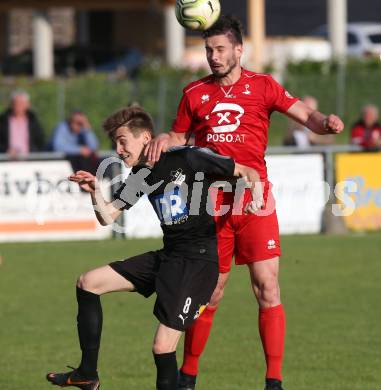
[
  {"left": 1, "top": 59, "right": 380, "bottom": 149},
  {"left": 0, "top": 67, "right": 206, "bottom": 149},
  {"left": 281, "top": 58, "right": 381, "bottom": 145}
]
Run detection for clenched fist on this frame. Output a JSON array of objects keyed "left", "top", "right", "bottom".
[{"left": 323, "top": 115, "right": 344, "bottom": 134}]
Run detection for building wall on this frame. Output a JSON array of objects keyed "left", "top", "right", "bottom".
[
  {"left": 2, "top": 1, "right": 380, "bottom": 65},
  {"left": 0, "top": 12, "right": 7, "bottom": 58},
  {"left": 7, "top": 8, "right": 75, "bottom": 55},
  {"left": 5, "top": 7, "right": 165, "bottom": 56},
  {"left": 218, "top": 0, "right": 381, "bottom": 36},
  {"left": 113, "top": 9, "right": 164, "bottom": 54},
  {"left": 265, "top": 0, "right": 381, "bottom": 36}
]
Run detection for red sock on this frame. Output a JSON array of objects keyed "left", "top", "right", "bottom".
[
  {"left": 258, "top": 304, "right": 286, "bottom": 381},
  {"left": 181, "top": 306, "right": 218, "bottom": 376}
]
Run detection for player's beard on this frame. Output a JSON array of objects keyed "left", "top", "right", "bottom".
[{"left": 211, "top": 56, "right": 238, "bottom": 79}]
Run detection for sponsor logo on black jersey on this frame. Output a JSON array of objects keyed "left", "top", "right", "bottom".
[{"left": 151, "top": 186, "right": 189, "bottom": 225}]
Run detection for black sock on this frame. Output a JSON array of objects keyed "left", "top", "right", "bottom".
[
  {"left": 153, "top": 351, "right": 178, "bottom": 390},
  {"left": 76, "top": 286, "right": 102, "bottom": 377}
]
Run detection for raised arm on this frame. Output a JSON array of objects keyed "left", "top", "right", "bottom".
[
  {"left": 69, "top": 171, "right": 122, "bottom": 226},
  {"left": 286, "top": 100, "right": 344, "bottom": 135}
]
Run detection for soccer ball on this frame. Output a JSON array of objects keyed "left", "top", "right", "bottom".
[{"left": 175, "top": 0, "right": 221, "bottom": 31}]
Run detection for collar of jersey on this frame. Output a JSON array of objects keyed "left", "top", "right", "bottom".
[{"left": 212, "top": 67, "right": 248, "bottom": 89}]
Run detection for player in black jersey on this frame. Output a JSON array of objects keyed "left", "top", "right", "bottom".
[{"left": 46, "top": 106, "right": 263, "bottom": 390}]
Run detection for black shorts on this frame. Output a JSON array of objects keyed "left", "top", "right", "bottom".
[{"left": 109, "top": 250, "right": 218, "bottom": 331}]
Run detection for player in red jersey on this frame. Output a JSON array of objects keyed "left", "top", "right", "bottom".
[{"left": 146, "top": 15, "right": 344, "bottom": 390}]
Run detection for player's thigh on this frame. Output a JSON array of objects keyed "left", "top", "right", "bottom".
[
  {"left": 77, "top": 265, "right": 135, "bottom": 295},
  {"left": 234, "top": 210, "right": 281, "bottom": 264},
  {"left": 152, "top": 323, "right": 182, "bottom": 354},
  {"left": 155, "top": 257, "right": 218, "bottom": 331},
  {"left": 209, "top": 271, "right": 230, "bottom": 307},
  {"left": 248, "top": 256, "right": 280, "bottom": 286},
  {"left": 109, "top": 251, "right": 160, "bottom": 298},
  {"left": 210, "top": 188, "right": 236, "bottom": 273},
  {"left": 215, "top": 213, "right": 235, "bottom": 273}
]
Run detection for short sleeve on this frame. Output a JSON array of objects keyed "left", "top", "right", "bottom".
[
  {"left": 265, "top": 75, "right": 299, "bottom": 113},
  {"left": 185, "top": 147, "right": 235, "bottom": 177},
  {"left": 172, "top": 92, "right": 193, "bottom": 133}
]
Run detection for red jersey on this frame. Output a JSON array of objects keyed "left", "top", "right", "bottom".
[{"left": 172, "top": 69, "right": 299, "bottom": 181}]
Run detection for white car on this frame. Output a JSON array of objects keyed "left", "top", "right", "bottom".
[{"left": 311, "top": 22, "right": 381, "bottom": 57}]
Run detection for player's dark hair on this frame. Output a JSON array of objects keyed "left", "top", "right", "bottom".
[
  {"left": 202, "top": 15, "right": 243, "bottom": 46},
  {"left": 103, "top": 105, "right": 154, "bottom": 139}
]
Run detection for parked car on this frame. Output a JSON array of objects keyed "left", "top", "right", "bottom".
[{"left": 311, "top": 22, "right": 381, "bottom": 57}]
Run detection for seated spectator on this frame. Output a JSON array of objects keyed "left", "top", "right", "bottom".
[
  {"left": 351, "top": 104, "right": 381, "bottom": 150},
  {"left": 0, "top": 90, "right": 45, "bottom": 157},
  {"left": 50, "top": 111, "right": 99, "bottom": 173},
  {"left": 283, "top": 96, "right": 334, "bottom": 148}
]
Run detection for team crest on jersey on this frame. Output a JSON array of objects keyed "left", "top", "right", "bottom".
[{"left": 170, "top": 168, "right": 186, "bottom": 185}]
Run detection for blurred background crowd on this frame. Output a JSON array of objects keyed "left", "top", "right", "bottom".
[{"left": 0, "top": 0, "right": 380, "bottom": 163}]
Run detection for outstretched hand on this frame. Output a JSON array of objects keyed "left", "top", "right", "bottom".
[{"left": 69, "top": 170, "right": 98, "bottom": 193}]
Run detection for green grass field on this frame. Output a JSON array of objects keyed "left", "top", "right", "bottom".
[{"left": 0, "top": 234, "right": 380, "bottom": 390}]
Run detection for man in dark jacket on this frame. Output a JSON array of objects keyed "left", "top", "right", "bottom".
[{"left": 0, "top": 90, "right": 45, "bottom": 156}]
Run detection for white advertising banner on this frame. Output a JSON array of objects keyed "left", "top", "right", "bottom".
[
  {"left": 0, "top": 161, "right": 112, "bottom": 242},
  {"left": 266, "top": 154, "right": 327, "bottom": 234}
]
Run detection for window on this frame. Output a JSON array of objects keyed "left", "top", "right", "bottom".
[
  {"left": 347, "top": 32, "right": 358, "bottom": 45},
  {"left": 369, "top": 34, "right": 381, "bottom": 44}
]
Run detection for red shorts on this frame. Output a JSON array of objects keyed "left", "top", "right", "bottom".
[{"left": 212, "top": 187, "right": 281, "bottom": 273}]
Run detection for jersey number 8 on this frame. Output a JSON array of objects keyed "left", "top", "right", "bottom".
[{"left": 183, "top": 297, "right": 192, "bottom": 314}]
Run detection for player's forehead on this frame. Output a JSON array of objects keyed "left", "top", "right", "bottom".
[
  {"left": 113, "top": 126, "right": 132, "bottom": 141},
  {"left": 205, "top": 34, "right": 233, "bottom": 49}
]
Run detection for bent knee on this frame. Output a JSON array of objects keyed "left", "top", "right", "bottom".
[
  {"left": 258, "top": 279, "right": 280, "bottom": 306},
  {"left": 76, "top": 272, "right": 96, "bottom": 292},
  {"left": 152, "top": 341, "right": 174, "bottom": 355}
]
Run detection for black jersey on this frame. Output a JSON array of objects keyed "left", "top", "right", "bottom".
[{"left": 113, "top": 146, "right": 235, "bottom": 257}]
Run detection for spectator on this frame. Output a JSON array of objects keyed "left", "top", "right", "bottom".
[
  {"left": 283, "top": 96, "right": 334, "bottom": 148},
  {"left": 50, "top": 111, "right": 99, "bottom": 173},
  {"left": 351, "top": 104, "right": 381, "bottom": 150},
  {"left": 0, "top": 90, "right": 45, "bottom": 157}
]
